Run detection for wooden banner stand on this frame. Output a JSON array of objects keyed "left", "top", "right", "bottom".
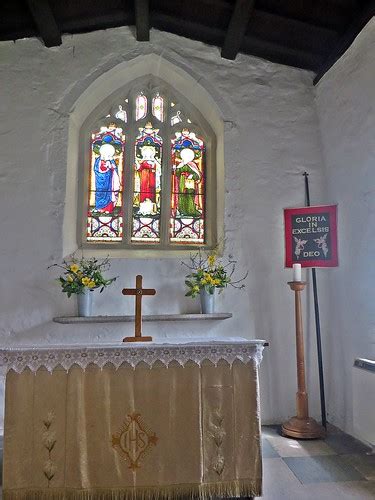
[{"left": 282, "top": 281, "right": 325, "bottom": 439}]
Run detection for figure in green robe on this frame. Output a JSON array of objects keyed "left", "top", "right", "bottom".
[{"left": 174, "top": 148, "right": 202, "bottom": 217}]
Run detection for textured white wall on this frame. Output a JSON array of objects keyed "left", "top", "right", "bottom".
[
  {"left": 0, "top": 27, "right": 328, "bottom": 427},
  {"left": 315, "top": 19, "right": 375, "bottom": 436}
]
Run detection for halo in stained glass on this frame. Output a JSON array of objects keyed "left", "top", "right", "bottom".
[
  {"left": 87, "top": 125, "right": 125, "bottom": 242},
  {"left": 170, "top": 129, "right": 205, "bottom": 244},
  {"left": 132, "top": 122, "right": 163, "bottom": 242}
]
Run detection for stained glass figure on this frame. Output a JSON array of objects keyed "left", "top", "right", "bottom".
[
  {"left": 115, "top": 104, "right": 127, "bottom": 122},
  {"left": 152, "top": 93, "right": 164, "bottom": 122},
  {"left": 132, "top": 123, "right": 163, "bottom": 242},
  {"left": 87, "top": 126, "right": 125, "bottom": 241},
  {"left": 170, "top": 129, "right": 205, "bottom": 244},
  {"left": 136, "top": 93, "right": 147, "bottom": 121}
]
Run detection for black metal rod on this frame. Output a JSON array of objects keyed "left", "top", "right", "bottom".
[{"left": 303, "top": 172, "right": 327, "bottom": 429}]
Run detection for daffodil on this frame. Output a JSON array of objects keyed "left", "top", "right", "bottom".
[
  {"left": 208, "top": 254, "right": 216, "bottom": 267},
  {"left": 67, "top": 275, "right": 74, "bottom": 282},
  {"left": 88, "top": 280, "right": 96, "bottom": 288},
  {"left": 70, "top": 264, "right": 79, "bottom": 273},
  {"left": 81, "top": 277, "right": 91, "bottom": 286}
]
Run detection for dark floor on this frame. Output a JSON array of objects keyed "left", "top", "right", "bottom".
[{"left": 0, "top": 427, "right": 374, "bottom": 499}]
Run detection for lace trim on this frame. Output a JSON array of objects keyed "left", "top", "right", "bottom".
[{"left": 0, "top": 342, "right": 265, "bottom": 374}]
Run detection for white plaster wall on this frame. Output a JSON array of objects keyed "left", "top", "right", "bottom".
[
  {"left": 315, "top": 19, "right": 375, "bottom": 436},
  {"left": 0, "top": 27, "right": 328, "bottom": 429}
]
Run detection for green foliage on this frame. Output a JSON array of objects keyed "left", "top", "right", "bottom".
[
  {"left": 182, "top": 250, "right": 247, "bottom": 299},
  {"left": 49, "top": 255, "right": 117, "bottom": 297}
]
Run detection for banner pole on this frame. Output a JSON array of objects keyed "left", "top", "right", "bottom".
[{"left": 303, "top": 172, "right": 327, "bottom": 429}]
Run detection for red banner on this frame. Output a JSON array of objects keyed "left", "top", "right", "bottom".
[{"left": 284, "top": 205, "right": 338, "bottom": 268}]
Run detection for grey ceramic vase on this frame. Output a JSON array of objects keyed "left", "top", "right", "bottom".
[
  {"left": 200, "top": 288, "right": 215, "bottom": 314},
  {"left": 77, "top": 291, "right": 93, "bottom": 317}
]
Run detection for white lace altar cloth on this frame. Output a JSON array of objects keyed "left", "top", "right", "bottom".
[{"left": 0, "top": 338, "right": 266, "bottom": 374}]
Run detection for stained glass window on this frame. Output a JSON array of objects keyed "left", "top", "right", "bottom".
[
  {"left": 87, "top": 125, "right": 125, "bottom": 242},
  {"left": 132, "top": 123, "right": 163, "bottom": 242},
  {"left": 136, "top": 93, "right": 147, "bottom": 121},
  {"left": 170, "top": 129, "right": 205, "bottom": 244},
  {"left": 152, "top": 93, "right": 164, "bottom": 122},
  {"left": 84, "top": 85, "right": 214, "bottom": 250}
]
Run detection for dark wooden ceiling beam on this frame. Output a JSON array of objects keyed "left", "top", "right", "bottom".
[
  {"left": 152, "top": 12, "right": 320, "bottom": 71},
  {"left": 258, "top": 0, "right": 352, "bottom": 31},
  {"left": 242, "top": 34, "right": 321, "bottom": 70},
  {"left": 152, "top": 12, "right": 224, "bottom": 46},
  {"left": 314, "top": 1, "right": 375, "bottom": 84},
  {"left": 135, "top": 0, "right": 150, "bottom": 41},
  {"left": 26, "top": 0, "right": 61, "bottom": 47},
  {"left": 222, "top": 0, "right": 255, "bottom": 60}
]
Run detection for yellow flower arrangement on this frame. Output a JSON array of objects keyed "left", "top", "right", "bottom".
[
  {"left": 49, "top": 256, "right": 117, "bottom": 297},
  {"left": 182, "top": 249, "right": 247, "bottom": 298}
]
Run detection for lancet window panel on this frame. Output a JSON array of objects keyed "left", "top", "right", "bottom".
[
  {"left": 81, "top": 82, "right": 216, "bottom": 251},
  {"left": 170, "top": 130, "right": 205, "bottom": 244},
  {"left": 132, "top": 124, "right": 163, "bottom": 242},
  {"left": 87, "top": 127, "right": 125, "bottom": 242}
]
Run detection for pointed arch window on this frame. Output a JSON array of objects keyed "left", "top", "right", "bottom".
[{"left": 80, "top": 80, "right": 218, "bottom": 251}]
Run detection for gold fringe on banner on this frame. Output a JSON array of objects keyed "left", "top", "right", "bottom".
[{"left": 3, "top": 479, "right": 262, "bottom": 500}]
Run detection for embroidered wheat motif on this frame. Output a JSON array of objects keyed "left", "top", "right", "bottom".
[
  {"left": 42, "top": 411, "right": 57, "bottom": 486},
  {"left": 210, "top": 410, "right": 226, "bottom": 476}
]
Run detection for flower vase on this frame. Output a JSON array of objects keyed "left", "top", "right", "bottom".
[
  {"left": 77, "top": 291, "right": 93, "bottom": 317},
  {"left": 200, "top": 289, "right": 215, "bottom": 314}
]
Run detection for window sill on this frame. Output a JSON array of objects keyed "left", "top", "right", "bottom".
[{"left": 72, "top": 244, "right": 223, "bottom": 259}]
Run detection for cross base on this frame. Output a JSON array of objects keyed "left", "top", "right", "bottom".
[{"left": 123, "top": 336, "right": 153, "bottom": 343}]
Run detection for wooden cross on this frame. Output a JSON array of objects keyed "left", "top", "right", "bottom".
[{"left": 122, "top": 275, "right": 156, "bottom": 342}]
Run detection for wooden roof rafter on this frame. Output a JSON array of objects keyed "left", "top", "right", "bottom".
[
  {"left": 135, "top": 0, "right": 150, "bottom": 42},
  {"left": 222, "top": 0, "right": 255, "bottom": 60},
  {"left": 26, "top": 0, "right": 61, "bottom": 48}
]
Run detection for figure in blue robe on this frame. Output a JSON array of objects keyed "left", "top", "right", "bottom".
[{"left": 93, "top": 143, "right": 120, "bottom": 213}]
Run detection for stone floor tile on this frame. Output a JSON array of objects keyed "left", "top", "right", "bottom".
[
  {"left": 261, "top": 437, "right": 279, "bottom": 458},
  {"left": 325, "top": 432, "right": 370, "bottom": 455},
  {"left": 333, "top": 480, "right": 375, "bottom": 499},
  {"left": 296, "top": 481, "right": 375, "bottom": 500},
  {"left": 256, "top": 457, "right": 304, "bottom": 499},
  {"left": 341, "top": 453, "right": 375, "bottom": 480},
  {"left": 265, "top": 435, "right": 336, "bottom": 457},
  {"left": 284, "top": 455, "right": 365, "bottom": 483}
]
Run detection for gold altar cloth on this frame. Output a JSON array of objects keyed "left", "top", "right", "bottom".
[{"left": 3, "top": 360, "right": 262, "bottom": 499}]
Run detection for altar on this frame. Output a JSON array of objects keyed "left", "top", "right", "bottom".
[{"left": 1, "top": 338, "right": 267, "bottom": 499}]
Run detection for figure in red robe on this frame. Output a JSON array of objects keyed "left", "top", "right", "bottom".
[{"left": 136, "top": 145, "right": 160, "bottom": 215}]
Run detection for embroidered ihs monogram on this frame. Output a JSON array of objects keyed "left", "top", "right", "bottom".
[{"left": 112, "top": 412, "right": 158, "bottom": 470}]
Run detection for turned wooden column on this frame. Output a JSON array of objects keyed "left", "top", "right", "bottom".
[{"left": 282, "top": 281, "right": 325, "bottom": 439}]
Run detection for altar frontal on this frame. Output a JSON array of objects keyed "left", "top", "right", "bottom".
[{"left": 1, "top": 341, "right": 264, "bottom": 499}]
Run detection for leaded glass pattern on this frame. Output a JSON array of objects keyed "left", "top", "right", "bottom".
[
  {"left": 152, "top": 93, "right": 164, "bottom": 122},
  {"left": 136, "top": 93, "right": 147, "bottom": 121},
  {"left": 84, "top": 84, "right": 213, "bottom": 249},
  {"left": 115, "top": 104, "right": 127, "bottom": 123},
  {"left": 170, "top": 130, "right": 205, "bottom": 244},
  {"left": 87, "top": 126, "right": 125, "bottom": 242}
]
